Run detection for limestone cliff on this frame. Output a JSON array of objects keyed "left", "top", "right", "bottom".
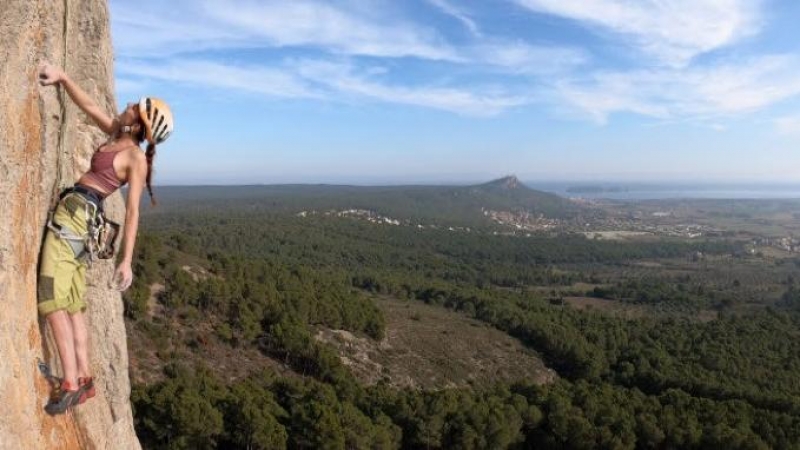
[{"left": 0, "top": 1, "right": 141, "bottom": 449}]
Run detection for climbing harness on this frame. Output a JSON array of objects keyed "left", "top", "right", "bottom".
[{"left": 46, "top": 186, "right": 120, "bottom": 266}]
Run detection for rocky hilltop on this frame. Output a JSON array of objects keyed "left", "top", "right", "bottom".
[
  {"left": 481, "top": 175, "right": 522, "bottom": 190},
  {"left": 0, "top": 1, "right": 141, "bottom": 449}
]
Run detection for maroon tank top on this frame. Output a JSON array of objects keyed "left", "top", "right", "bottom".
[{"left": 80, "top": 146, "right": 127, "bottom": 196}]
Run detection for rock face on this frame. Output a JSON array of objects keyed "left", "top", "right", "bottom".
[{"left": 0, "top": 1, "right": 141, "bottom": 449}]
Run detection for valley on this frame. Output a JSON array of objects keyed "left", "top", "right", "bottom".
[{"left": 126, "top": 178, "right": 800, "bottom": 449}]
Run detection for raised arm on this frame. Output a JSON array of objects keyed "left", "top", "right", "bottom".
[{"left": 39, "top": 62, "right": 115, "bottom": 134}]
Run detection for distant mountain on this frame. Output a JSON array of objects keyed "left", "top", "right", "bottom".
[
  {"left": 463, "top": 175, "right": 579, "bottom": 218},
  {"left": 480, "top": 175, "right": 524, "bottom": 190},
  {"left": 145, "top": 176, "right": 583, "bottom": 225}
]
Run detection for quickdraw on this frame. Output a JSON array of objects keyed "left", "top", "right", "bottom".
[
  {"left": 37, "top": 358, "right": 62, "bottom": 387},
  {"left": 89, "top": 204, "right": 120, "bottom": 260}
]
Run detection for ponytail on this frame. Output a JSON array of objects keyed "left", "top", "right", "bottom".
[{"left": 145, "top": 143, "right": 157, "bottom": 206}]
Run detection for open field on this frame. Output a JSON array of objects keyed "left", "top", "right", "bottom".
[{"left": 316, "top": 295, "right": 555, "bottom": 389}]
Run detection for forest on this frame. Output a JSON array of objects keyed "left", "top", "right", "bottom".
[{"left": 125, "top": 186, "right": 800, "bottom": 449}]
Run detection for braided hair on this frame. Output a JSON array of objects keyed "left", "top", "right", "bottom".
[{"left": 144, "top": 142, "right": 157, "bottom": 206}]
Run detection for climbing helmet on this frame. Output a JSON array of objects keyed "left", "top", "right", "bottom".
[{"left": 138, "top": 97, "right": 174, "bottom": 145}]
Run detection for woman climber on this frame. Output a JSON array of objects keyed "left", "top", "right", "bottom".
[{"left": 37, "top": 62, "right": 174, "bottom": 414}]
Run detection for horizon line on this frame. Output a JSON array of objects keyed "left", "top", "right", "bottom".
[{"left": 147, "top": 177, "right": 800, "bottom": 188}]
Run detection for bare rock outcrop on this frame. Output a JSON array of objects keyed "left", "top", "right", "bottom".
[{"left": 0, "top": 1, "right": 141, "bottom": 449}]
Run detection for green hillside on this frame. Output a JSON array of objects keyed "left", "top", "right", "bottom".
[
  {"left": 127, "top": 188, "right": 800, "bottom": 449},
  {"left": 144, "top": 176, "right": 581, "bottom": 224}
]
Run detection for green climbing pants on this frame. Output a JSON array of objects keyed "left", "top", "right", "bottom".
[{"left": 37, "top": 194, "right": 91, "bottom": 316}]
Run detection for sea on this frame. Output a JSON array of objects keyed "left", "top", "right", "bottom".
[{"left": 527, "top": 182, "right": 800, "bottom": 200}]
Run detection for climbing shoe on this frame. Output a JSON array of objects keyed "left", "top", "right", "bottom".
[
  {"left": 78, "top": 377, "right": 95, "bottom": 404},
  {"left": 45, "top": 380, "right": 82, "bottom": 415}
]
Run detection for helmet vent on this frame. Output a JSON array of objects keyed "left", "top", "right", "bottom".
[
  {"left": 139, "top": 97, "right": 173, "bottom": 144},
  {"left": 155, "top": 124, "right": 166, "bottom": 141}
]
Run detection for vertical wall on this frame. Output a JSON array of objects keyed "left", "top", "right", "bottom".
[{"left": 0, "top": 1, "right": 141, "bottom": 448}]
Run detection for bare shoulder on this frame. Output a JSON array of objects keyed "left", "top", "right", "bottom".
[{"left": 126, "top": 146, "right": 147, "bottom": 168}]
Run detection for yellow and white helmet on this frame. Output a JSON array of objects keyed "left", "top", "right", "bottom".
[{"left": 138, "top": 97, "right": 174, "bottom": 145}]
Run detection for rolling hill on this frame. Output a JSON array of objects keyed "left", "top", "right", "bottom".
[{"left": 143, "top": 175, "right": 583, "bottom": 225}]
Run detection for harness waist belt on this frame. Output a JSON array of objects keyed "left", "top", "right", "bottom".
[{"left": 61, "top": 185, "right": 103, "bottom": 210}]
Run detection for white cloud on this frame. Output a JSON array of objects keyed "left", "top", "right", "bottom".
[
  {"left": 470, "top": 41, "right": 586, "bottom": 74},
  {"left": 111, "top": 0, "right": 799, "bottom": 123},
  {"left": 111, "top": 1, "right": 249, "bottom": 57},
  {"left": 111, "top": 0, "right": 583, "bottom": 73},
  {"left": 118, "top": 51, "right": 800, "bottom": 122},
  {"left": 555, "top": 55, "right": 800, "bottom": 123},
  {"left": 513, "top": 0, "right": 762, "bottom": 67},
  {"left": 292, "top": 59, "right": 529, "bottom": 116},
  {"left": 112, "top": 0, "right": 458, "bottom": 61},
  {"left": 117, "top": 59, "right": 319, "bottom": 99},
  {"left": 426, "top": 0, "right": 481, "bottom": 36},
  {"left": 204, "top": 0, "right": 459, "bottom": 60},
  {"left": 775, "top": 116, "right": 800, "bottom": 135},
  {"left": 118, "top": 58, "right": 529, "bottom": 116}
]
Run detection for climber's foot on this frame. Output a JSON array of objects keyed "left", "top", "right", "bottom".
[
  {"left": 78, "top": 377, "right": 95, "bottom": 404},
  {"left": 45, "top": 380, "right": 82, "bottom": 415}
]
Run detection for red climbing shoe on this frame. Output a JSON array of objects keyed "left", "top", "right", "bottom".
[
  {"left": 45, "top": 380, "right": 81, "bottom": 415},
  {"left": 78, "top": 377, "right": 95, "bottom": 404}
]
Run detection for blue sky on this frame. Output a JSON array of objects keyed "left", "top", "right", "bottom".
[{"left": 110, "top": 0, "right": 800, "bottom": 185}]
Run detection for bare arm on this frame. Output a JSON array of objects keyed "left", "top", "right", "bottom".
[
  {"left": 114, "top": 151, "right": 147, "bottom": 291},
  {"left": 39, "top": 62, "right": 115, "bottom": 134}
]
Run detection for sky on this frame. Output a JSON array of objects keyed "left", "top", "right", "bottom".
[{"left": 109, "top": 0, "right": 800, "bottom": 185}]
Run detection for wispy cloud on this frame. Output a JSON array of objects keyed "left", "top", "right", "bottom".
[
  {"left": 556, "top": 55, "right": 800, "bottom": 123},
  {"left": 113, "top": 0, "right": 458, "bottom": 60},
  {"left": 111, "top": 0, "right": 583, "bottom": 70},
  {"left": 118, "top": 58, "right": 529, "bottom": 116},
  {"left": 204, "top": 0, "right": 458, "bottom": 60},
  {"left": 118, "top": 59, "right": 319, "bottom": 99},
  {"left": 111, "top": 0, "right": 800, "bottom": 125},
  {"left": 426, "top": 0, "right": 481, "bottom": 36},
  {"left": 513, "top": 0, "right": 762, "bottom": 67},
  {"left": 775, "top": 115, "right": 800, "bottom": 135},
  {"left": 112, "top": 1, "right": 249, "bottom": 57},
  {"left": 111, "top": 0, "right": 581, "bottom": 115},
  {"left": 469, "top": 41, "right": 586, "bottom": 74},
  {"left": 292, "top": 59, "right": 530, "bottom": 115}
]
